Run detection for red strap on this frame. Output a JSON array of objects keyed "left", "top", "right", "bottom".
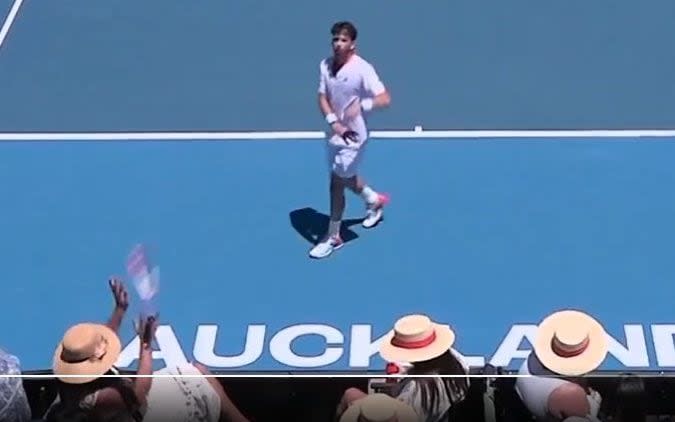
[{"left": 390, "top": 331, "right": 437, "bottom": 349}]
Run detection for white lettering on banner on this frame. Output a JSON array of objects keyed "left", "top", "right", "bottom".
[
  {"left": 193, "top": 324, "right": 266, "bottom": 367},
  {"left": 607, "top": 325, "right": 649, "bottom": 368},
  {"left": 490, "top": 325, "right": 538, "bottom": 368},
  {"left": 651, "top": 325, "right": 675, "bottom": 367},
  {"left": 269, "top": 324, "right": 344, "bottom": 367},
  {"left": 117, "top": 325, "right": 188, "bottom": 368},
  {"left": 349, "top": 325, "right": 384, "bottom": 367},
  {"left": 114, "top": 323, "right": 675, "bottom": 370}
]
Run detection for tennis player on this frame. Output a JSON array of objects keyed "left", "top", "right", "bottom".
[{"left": 309, "top": 21, "right": 391, "bottom": 259}]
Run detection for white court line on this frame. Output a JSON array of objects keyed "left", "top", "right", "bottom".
[
  {"left": 0, "top": 0, "right": 25, "bottom": 52},
  {"left": 1, "top": 128, "right": 675, "bottom": 141}
]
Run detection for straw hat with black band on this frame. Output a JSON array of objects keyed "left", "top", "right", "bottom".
[{"left": 53, "top": 322, "right": 122, "bottom": 384}]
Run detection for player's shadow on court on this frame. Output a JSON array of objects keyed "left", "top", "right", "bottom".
[{"left": 289, "top": 207, "right": 362, "bottom": 246}]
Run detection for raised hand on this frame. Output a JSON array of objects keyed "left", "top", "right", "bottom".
[
  {"left": 109, "top": 277, "right": 129, "bottom": 311},
  {"left": 135, "top": 314, "right": 159, "bottom": 346}
]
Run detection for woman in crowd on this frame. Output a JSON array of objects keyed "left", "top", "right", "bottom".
[
  {"left": 515, "top": 310, "right": 607, "bottom": 422},
  {"left": 45, "top": 278, "right": 249, "bottom": 422},
  {"left": 337, "top": 314, "right": 471, "bottom": 422},
  {"left": 0, "top": 346, "right": 32, "bottom": 421}
]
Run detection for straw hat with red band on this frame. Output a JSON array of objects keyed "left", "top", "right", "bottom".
[
  {"left": 53, "top": 323, "right": 122, "bottom": 384},
  {"left": 339, "top": 393, "right": 418, "bottom": 422},
  {"left": 379, "top": 314, "right": 455, "bottom": 364},
  {"left": 533, "top": 309, "right": 609, "bottom": 377}
]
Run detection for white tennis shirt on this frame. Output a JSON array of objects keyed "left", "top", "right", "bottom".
[{"left": 318, "top": 54, "right": 386, "bottom": 143}]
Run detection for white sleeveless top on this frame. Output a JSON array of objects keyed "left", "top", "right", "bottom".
[
  {"left": 515, "top": 353, "right": 570, "bottom": 420},
  {"left": 515, "top": 354, "right": 599, "bottom": 421}
]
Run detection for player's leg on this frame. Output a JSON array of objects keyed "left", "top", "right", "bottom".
[
  {"left": 309, "top": 144, "right": 349, "bottom": 259},
  {"left": 345, "top": 175, "right": 388, "bottom": 228},
  {"left": 326, "top": 172, "right": 347, "bottom": 245},
  {"left": 309, "top": 173, "right": 346, "bottom": 259},
  {"left": 329, "top": 172, "right": 347, "bottom": 232}
]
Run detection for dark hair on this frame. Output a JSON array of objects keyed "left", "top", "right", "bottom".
[
  {"left": 613, "top": 375, "right": 647, "bottom": 422},
  {"left": 397, "top": 351, "right": 470, "bottom": 414},
  {"left": 47, "top": 375, "right": 143, "bottom": 422},
  {"left": 331, "top": 21, "right": 358, "bottom": 41}
]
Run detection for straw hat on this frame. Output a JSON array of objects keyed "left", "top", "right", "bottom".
[
  {"left": 533, "top": 310, "right": 608, "bottom": 377},
  {"left": 379, "top": 314, "right": 455, "bottom": 364},
  {"left": 340, "top": 394, "right": 418, "bottom": 422},
  {"left": 563, "top": 417, "right": 599, "bottom": 422},
  {"left": 53, "top": 323, "right": 122, "bottom": 384}
]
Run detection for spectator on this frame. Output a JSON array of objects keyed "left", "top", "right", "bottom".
[
  {"left": 45, "top": 317, "right": 154, "bottom": 421},
  {"left": 337, "top": 314, "right": 470, "bottom": 421},
  {"left": 0, "top": 347, "right": 31, "bottom": 422},
  {"left": 611, "top": 375, "right": 647, "bottom": 422},
  {"left": 142, "top": 361, "right": 249, "bottom": 422},
  {"left": 516, "top": 309, "right": 607, "bottom": 422},
  {"left": 339, "top": 393, "right": 418, "bottom": 422},
  {"left": 45, "top": 278, "right": 249, "bottom": 422}
]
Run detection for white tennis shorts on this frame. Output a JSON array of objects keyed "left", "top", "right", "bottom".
[{"left": 326, "top": 134, "right": 368, "bottom": 178}]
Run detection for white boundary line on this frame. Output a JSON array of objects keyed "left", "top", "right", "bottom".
[
  {"left": 1, "top": 128, "right": 675, "bottom": 141},
  {"left": 0, "top": 0, "right": 25, "bottom": 52}
]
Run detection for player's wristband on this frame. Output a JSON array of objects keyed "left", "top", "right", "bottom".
[
  {"left": 325, "top": 113, "right": 338, "bottom": 125},
  {"left": 361, "top": 98, "right": 374, "bottom": 112}
]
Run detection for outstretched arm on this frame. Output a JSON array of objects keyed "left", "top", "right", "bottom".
[{"left": 107, "top": 277, "right": 128, "bottom": 333}]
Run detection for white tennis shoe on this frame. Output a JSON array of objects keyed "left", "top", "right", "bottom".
[
  {"left": 362, "top": 193, "right": 389, "bottom": 229},
  {"left": 309, "top": 235, "right": 344, "bottom": 259}
]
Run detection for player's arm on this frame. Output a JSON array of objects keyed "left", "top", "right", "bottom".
[
  {"left": 368, "top": 89, "right": 391, "bottom": 109},
  {"left": 360, "top": 64, "right": 391, "bottom": 112},
  {"left": 318, "top": 93, "right": 336, "bottom": 122},
  {"left": 319, "top": 92, "right": 348, "bottom": 135},
  {"left": 317, "top": 63, "right": 348, "bottom": 134}
]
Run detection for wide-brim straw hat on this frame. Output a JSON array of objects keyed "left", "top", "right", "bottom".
[
  {"left": 53, "top": 322, "right": 122, "bottom": 384},
  {"left": 533, "top": 309, "right": 608, "bottom": 377},
  {"left": 340, "top": 394, "right": 418, "bottom": 422},
  {"left": 379, "top": 314, "right": 455, "bottom": 364}
]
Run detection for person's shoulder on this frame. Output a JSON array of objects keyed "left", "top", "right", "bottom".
[
  {"left": 354, "top": 55, "right": 377, "bottom": 70},
  {"left": 319, "top": 56, "right": 332, "bottom": 71}
]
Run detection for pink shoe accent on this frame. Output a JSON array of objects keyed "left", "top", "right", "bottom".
[{"left": 373, "top": 193, "right": 390, "bottom": 209}]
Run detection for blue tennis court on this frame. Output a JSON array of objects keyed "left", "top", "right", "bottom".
[
  {"left": 1, "top": 0, "right": 675, "bottom": 375},
  {"left": 0, "top": 137, "right": 674, "bottom": 373}
]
